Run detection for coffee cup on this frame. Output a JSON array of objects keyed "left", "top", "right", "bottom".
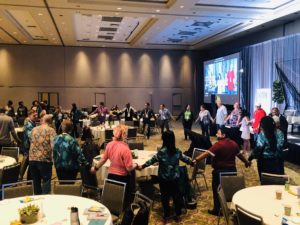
[
  {"left": 284, "top": 204, "right": 292, "bottom": 216},
  {"left": 276, "top": 190, "right": 282, "bottom": 200}
]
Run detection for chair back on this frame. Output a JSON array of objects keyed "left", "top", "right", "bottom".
[
  {"left": 19, "top": 154, "right": 29, "bottom": 180},
  {"left": 134, "top": 191, "right": 153, "bottom": 209},
  {"left": 220, "top": 172, "right": 245, "bottom": 202},
  {"left": 127, "top": 128, "right": 137, "bottom": 140},
  {"left": 2, "top": 180, "right": 33, "bottom": 200},
  {"left": 105, "top": 129, "right": 114, "bottom": 142},
  {"left": 79, "top": 165, "right": 98, "bottom": 187},
  {"left": 101, "top": 179, "right": 126, "bottom": 216},
  {"left": 191, "top": 148, "right": 207, "bottom": 179},
  {"left": 128, "top": 142, "right": 144, "bottom": 150},
  {"left": 1, "top": 147, "right": 19, "bottom": 162},
  {"left": 0, "top": 163, "right": 21, "bottom": 186},
  {"left": 260, "top": 173, "right": 289, "bottom": 185},
  {"left": 217, "top": 185, "right": 231, "bottom": 225},
  {"left": 53, "top": 180, "right": 82, "bottom": 196},
  {"left": 125, "top": 121, "right": 134, "bottom": 127},
  {"left": 236, "top": 204, "right": 263, "bottom": 225}
]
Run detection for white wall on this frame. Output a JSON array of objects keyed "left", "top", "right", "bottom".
[{"left": 0, "top": 45, "right": 195, "bottom": 113}]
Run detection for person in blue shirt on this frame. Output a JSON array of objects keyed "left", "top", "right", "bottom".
[
  {"left": 138, "top": 130, "right": 193, "bottom": 224},
  {"left": 53, "top": 120, "right": 88, "bottom": 181},
  {"left": 248, "top": 116, "right": 285, "bottom": 179}
]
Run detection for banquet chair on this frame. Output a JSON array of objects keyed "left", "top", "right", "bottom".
[
  {"left": 79, "top": 165, "right": 102, "bottom": 201},
  {"left": 217, "top": 185, "right": 237, "bottom": 225},
  {"left": 53, "top": 180, "right": 82, "bottom": 196},
  {"left": 260, "top": 173, "right": 289, "bottom": 185},
  {"left": 0, "top": 163, "right": 21, "bottom": 187},
  {"left": 128, "top": 142, "right": 144, "bottom": 150},
  {"left": 101, "top": 179, "right": 126, "bottom": 224},
  {"left": 127, "top": 128, "right": 137, "bottom": 140},
  {"left": 190, "top": 148, "right": 208, "bottom": 193},
  {"left": 235, "top": 204, "right": 263, "bottom": 225},
  {"left": 105, "top": 129, "right": 114, "bottom": 143},
  {"left": 2, "top": 180, "right": 33, "bottom": 200},
  {"left": 133, "top": 191, "right": 152, "bottom": 223},
  {"left": 1, "top": 147, "right": 19, "bottom": 162},
  {"left": 220, "top": 172, "right": 245, "bottom": 202}
]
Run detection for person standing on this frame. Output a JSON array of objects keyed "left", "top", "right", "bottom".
[
  {"left": 252, "top": 103, "right": 266, "bottom": 141},
  {"left": 119, "top": 103, "right": 137, "bottom": 121},
  {"left": 91, "top": 125, "right": 138, "bottom": 207},
  {"left": 141, "top": 102, "right": 156, "bottom": 139},
  {"left": 138, "top": 131, "right": 193, "bottom": 224},
  {"left": 90, "top": 102, "right": 109, "bottom": 124},
  {"left": 23, "top": 110, "right": 38, "bottom": 179},
  {"left": 53, "top": 106, "right": 63, "bottom": 134},
  {"left": 193, "top": 128, "right": 250, "bottom": 216},
  {"left": 176, "top": 104, "right": 194, "bottom": 140},
  {"left": 215, "top": 100, "right": 227, "bottom": 130},
  {"left": 158, "top": 104, "right": 172, "bottom": 134},
  {"left": 70, "top": 103, "right": 84, "bottom": 138},
  {"left": 239, "top": 110, "right": 251, "bottom": 155},
  {"left": 53, "top": 120, "right": 89, "bottom": 181},
  {"left": 225, "top": 102, "right": 242, "bottom": 145},
  {"left": 0, "top": 107, "right": 21, "bottom": 153},
  {"left": 17, "top": 101, "right": 28, "bottom": 126},
  {"left": 248, "top": 116, "right": 285, "bottom": 178},
  {"left": 195, "top": 104, "right": 213, "bottom": 137},
  {"left": 270, "top": 107, "right": 288, "bottom": 147},
  {"left": 29, "top": 115, "right": 56, "bottom": 194},
  {"left": 31, "top": 100, "right": 42, "bottom": 117},
  {"left": 5, "top": 100, "right": 15, "bottom": 118}
]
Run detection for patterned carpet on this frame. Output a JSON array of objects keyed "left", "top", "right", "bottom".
[{"left": 140, "top": 121, "right": 300, "bottom": 225}]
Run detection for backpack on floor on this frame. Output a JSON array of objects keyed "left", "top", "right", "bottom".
[{"left": 121, "top": 201, "right": 150, "bottom": 225}]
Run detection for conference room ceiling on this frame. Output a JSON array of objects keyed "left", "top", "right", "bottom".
[{"left": 0, "top": 0, "right": 299, "bottom": 50}]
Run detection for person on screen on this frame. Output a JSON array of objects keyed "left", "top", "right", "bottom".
[
  {"left": 217, "top": 73, "right": 225, "bottom": 94},
  {"left": 226, "top": 63, "right": 235, "bottom": 94}
]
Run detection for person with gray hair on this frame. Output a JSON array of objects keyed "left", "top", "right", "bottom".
[
  {"left": 53, "top": 119, "right": 89, "bottom": 181},
  {"left": 29, "top": 114, "right": 56, "bottom": 195},
  {"left": 0, "top": 106, "right": 21, "bottom": 153}
]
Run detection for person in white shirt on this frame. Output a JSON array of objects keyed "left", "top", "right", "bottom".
[
  {"left": 195, "top": 105, "right": 213, "bottom": 137},
  {"left": 215, "top": 100, "right": 227, "bottom": 130}
]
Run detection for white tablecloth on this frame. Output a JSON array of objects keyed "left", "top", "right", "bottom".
[
  {"left": 94, "top": 150, "right": 158, "bottom": 184},
  {"left": 0, "top": 194, "right": 112, "bottom": 225},
  {"left": 232, "top": 185, "right": 300, "bottom": 225},
  {"left": 0, "top": 155, "right": 17, "bottom": 170}
]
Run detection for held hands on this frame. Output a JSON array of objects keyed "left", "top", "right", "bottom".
[
  {"left": 136, "top": 165, "right": 143, "bottom": 171},
  {"left": 90, "top": 166, "right": 97, "bottom": 174}
]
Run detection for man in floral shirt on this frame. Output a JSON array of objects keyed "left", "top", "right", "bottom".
[
  {"left": 53, "top": 120, "right": 89, "bottom": 181},
  {"left": 29, "top": 114, "right": 56, "bottom": 195}
]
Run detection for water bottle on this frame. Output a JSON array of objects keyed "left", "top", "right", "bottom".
[
  {"left": 285, "top": 181, "right": 290, "bottom": 191},
  {"left": 282, "top": 217, "right": 288, "bottom": 225},
  {"left": 70, "top": 207, "right": 80, "bottom": 225}
]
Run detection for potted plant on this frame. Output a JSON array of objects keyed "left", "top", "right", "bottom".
[
  {"left": 272, "top": 80, "right": 285, "bottom": 107},
  {"left": 19, "top": 204, "right": 40, "bottom": 224}
]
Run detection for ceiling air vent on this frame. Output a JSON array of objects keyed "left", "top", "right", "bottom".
[
  {"left": 102, "top": 17, "right": 123, "bottom": 23},
  {"left": 98, "top": 35, "right": 114, "bottom": 40},
  {"left": 99, "top": 27, "right": 118, "bottom": 32}
]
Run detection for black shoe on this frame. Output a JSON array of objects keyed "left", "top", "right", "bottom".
[{"left": 208, "top": 209, "right": 219, "bottom": 216}]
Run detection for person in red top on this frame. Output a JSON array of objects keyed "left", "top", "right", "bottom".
[
  {"left": 193, "top": 128, "right": 250, "bottom": 216},
  {"left": 252, "top": 103, "right": 266, "bottom": 141},
  {"left": 91, "top": 124, "right": 138, "bottom": 206},
  {"left": 226, "top": 64, "right": 235, "bottom": 93}
]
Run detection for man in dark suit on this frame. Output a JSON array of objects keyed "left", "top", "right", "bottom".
[{"left": 141, "top": 102, "right": 156, "bottom": 139}]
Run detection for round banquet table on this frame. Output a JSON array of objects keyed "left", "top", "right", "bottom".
[
  {"left": 93, "top": 150, "right": 158, "bottom": 184},
  {"left": 0, "top": 194, "right": 112, "bottom": 225},
  {"left": 0, "top": 155, "right": 17, "bottom": 170},
  {"left": 232, "top": 185, "right": 300, "bottom": 225}
]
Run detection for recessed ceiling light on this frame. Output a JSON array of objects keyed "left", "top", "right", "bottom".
[
  {"left": 151, "top": 15, "right": 156, "bottom": 18},
  {"left": 180, "top": 5, "right": 184, "bottom": 9},
  {"left": 62, "top": 22, "right": 65, "bottom": 25},
  {"left": 52, "top": 38, "right": 56, "bottom": 40},
  {"left": 117, "top": 7, "right": 122, "bottom": 10},
  {"left": 115, "top": 12, "right": 119, "bottom": 15},
  {"left": 38, "top": 13, "right": 43, "bottom": 16},
  {"left": 156, "top": 9, "right": 160, "bottom": 13},
  {"left": 23, "top": 40, "right": 27, "bottom": 43},
  {"left": 13, "top": 31, "right": 17, "bottom": 34}
]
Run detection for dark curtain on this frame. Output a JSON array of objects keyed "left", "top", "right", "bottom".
[{"left": 240, "top": 47, "right": 252, "bottom": 113}]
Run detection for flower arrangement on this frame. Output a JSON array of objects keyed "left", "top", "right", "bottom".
[{"left": 18, "top": 204, "right": 40, "bottom": 224}]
